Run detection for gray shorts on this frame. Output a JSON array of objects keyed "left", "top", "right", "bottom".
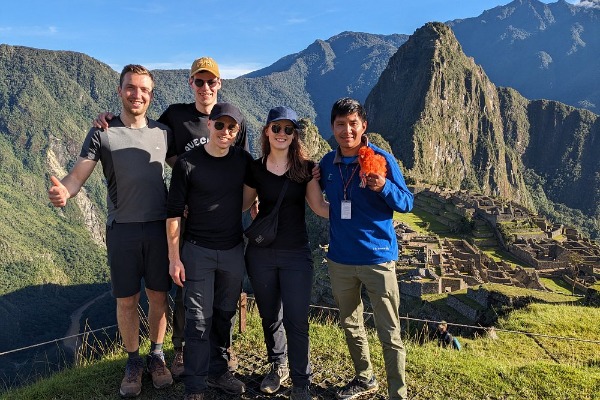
[{"left": 106, "top": 221, "right": 171, "bottom": 298}]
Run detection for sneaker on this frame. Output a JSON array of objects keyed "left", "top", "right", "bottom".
[
  {"left": 227, "top": 347, "right": 239, "bottom": 371},
  {"left": 119, "top": 357, "right": 144, "bottom": 398},
  {"left": 146, "top": 352, "right": 174, "bottom": 389},
  {"left": 183, "top": 394, "right": 204, "bottom": 400},
  {"left": 171, "top": 349, "right": 185, "bottom": 380},
  {"left": 207, "top": 370, "right": 246, "bottom": 395},
  {"left": 260, "top": 362, "right": 290, "bottom": 393},
  {"left": 336, "top": 376, "right": 379, "bottom": 400},
  {"left": 291, "top": 385, "right": 313, "bottom": 400}
]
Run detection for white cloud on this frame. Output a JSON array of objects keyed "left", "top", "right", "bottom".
[
  {"left": 575, "top": 0, "right": 600, "bottom": 8},
  {"left": 141, "top": 62, "right": 263, "bottom": 79},
  {"left": 219, "top": 63, "right": 263, "bottom": 79},
  {"left": 0, "top": 25, "right": 58, "bottom": 37},
  {"left": 287, "top": 18, "right": 307, "bottom": 24},
  {"left": 143, "top": 62, "right": 189, "bottom": 71}
]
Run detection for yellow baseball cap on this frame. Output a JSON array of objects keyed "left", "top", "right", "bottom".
[{"left": 190, "top": 57, "right": 220, "bottom": 78}]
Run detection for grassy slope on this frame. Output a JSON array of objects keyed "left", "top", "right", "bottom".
[{"left": 2, "top": 302, "right": 599, "bottom": 400}]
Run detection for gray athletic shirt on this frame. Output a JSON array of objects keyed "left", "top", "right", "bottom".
[{"left": 79, "top": 117, "right": 173, "bottom": 225}]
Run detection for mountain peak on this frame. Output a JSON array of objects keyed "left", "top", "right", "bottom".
[{"left": 366, "top": 22, "right": 530, "bottom": 204}]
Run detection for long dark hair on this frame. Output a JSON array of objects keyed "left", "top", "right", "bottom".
[{"left": 260, "top": 122, "right": 311, "bottom": 183}]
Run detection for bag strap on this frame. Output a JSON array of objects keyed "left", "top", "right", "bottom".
[{"left": 272, "top": 179, "right": 289, "bottom": 212}]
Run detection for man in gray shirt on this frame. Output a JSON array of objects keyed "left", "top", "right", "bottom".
[{"left": 48, "top": 64, "right": 174, "bottom": 398}]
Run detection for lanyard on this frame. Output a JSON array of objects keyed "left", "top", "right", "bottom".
[{"left": 338, "top": 163, "right": 359, "bottom": 200}]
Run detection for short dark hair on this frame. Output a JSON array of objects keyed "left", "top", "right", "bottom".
[
  {"left": 330, "top": 97, "right": 367, "bottom": 125},
  {"left": 119, "top": 64, "right": 154, "bottom": 88}
]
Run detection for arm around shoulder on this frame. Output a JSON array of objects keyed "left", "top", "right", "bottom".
[
  {"left": 242, "top": 184, "right": 257, "bottom": 212},
  {"left": 306, "top": 178, "right": 329, "bottom": 218}
]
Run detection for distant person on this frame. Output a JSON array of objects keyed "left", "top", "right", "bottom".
[
  {"left": 319, "top": 98, "right": 414, "bottom": 400},
  {"left": 94, "top": 56, "right": 245, "bottom": 378},
  {"left": 48, "top": 64, "right": 174, "bottom": 398},
  {"left": 244, "top": 106, "right": 329, "bottom": 400},
  {"left": 437, "top": 321, "right": 461, "bottom": 350},
  {"left": 166, "top": 103, "right": 253, "bottom": 400}
]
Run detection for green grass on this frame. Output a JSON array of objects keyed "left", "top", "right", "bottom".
[
  {"left": 2, "top": 301, "right": 599, "bottom": 400},
  {"left": 395, "top": 207, "right": 455, "bottom": 236},
  {"left": 474, "top": 283, "right": 580, "bottom": 304},
  {"left": 480, "top": 247, "right": 530, "bottom": 268},
  {"left": 539, "top": 277, "right": 586, "bottom": 296}
]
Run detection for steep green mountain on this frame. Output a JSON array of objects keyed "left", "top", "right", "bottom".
[
  {"left": 0, "top": 44, "right": 119, "bottom": 294},
  {"left": 365, "top": 22, "right": 600, "bottom": 237},
  {"left": 448, "top": 0, "right": 600, "bottom": 112},
  {"left": 0, "top": 44, "right": 118, "bottom": 384},
  {"left": 365, "top": 23, "right": 532, "bottom": 207}
]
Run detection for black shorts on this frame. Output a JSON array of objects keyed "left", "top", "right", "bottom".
[{"left": 106, "top": 220, "right": 171, "bottom": 298}]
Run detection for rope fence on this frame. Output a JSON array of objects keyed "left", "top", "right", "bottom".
[{"left": 2, "top": 296, "right": 598, "bottom": 358}]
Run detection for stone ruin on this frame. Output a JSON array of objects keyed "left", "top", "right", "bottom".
[{"left": 398, "top": 185, "right": 600, "bottom": 298}]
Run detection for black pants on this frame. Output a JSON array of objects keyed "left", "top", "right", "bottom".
[
  {"left": 245, "top": 245, "right": 313, "bottom": 387},
  {"left": 181, "top": 241, "right": 245, "bottom": 394},
  {"left": 172, "top": 218, "right": 238, "bottom": 353}
]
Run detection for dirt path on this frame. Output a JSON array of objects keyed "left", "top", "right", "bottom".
[{"left": 62, "top": 290, "right": 112, "bottom": 356}]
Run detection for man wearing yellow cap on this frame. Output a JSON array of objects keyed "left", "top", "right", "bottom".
[{"left": 159, "top": 57, "right": 247, "bottom": 158}]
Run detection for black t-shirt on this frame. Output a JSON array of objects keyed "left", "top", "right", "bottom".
[
  {"left": 245, "top": 157, "right": 315, "bottom": 249},
  {"left": 167, "top": 145, "right": 253, "bottom": 250},
  {"left": 159, "top": 103, "right": 248, "bottom": 158}
]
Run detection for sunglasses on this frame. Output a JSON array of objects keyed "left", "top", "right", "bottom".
[
  {"left": 271, "top": 124, "right": 295, "bottom": 135},
  {"left": 213, "top": 121, "right": 239, "bottom": 134},
  {"left": 194, "top": 78, "right": 219, "bottom": 88}
]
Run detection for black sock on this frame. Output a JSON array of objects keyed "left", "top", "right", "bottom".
[{"left": 127, "top": 349, "right": 140, "bottom": 359}]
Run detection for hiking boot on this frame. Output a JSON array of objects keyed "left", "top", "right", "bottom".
[
  {"left": 291, "top": 385, "right": 313, "bottom": 400},
  {"left": 336, "top": 376, "right": 379, "bottom": 400},
  {"left": 227, "top": 346, "right": 238, "bottom": 371},
  {"left": 260, "top": 362, "right": 290, "bottom": 393},
  {"left": 183, "top": 394, "right": 204, "bottom": 400},
  {"left": 119, "top": 356, "right": 144, "bottom": 398},
  {"left": 207, "top": 370, "right": 245, "bottom": 395},
  {"left": 171, "top": 349, "right": 185, "bottom": 380},
  {"left": 146, "top": 352, "right": 173, "bottom": 389}
]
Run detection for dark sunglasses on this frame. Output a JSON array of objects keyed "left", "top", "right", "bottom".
[
  {"left": 271, "top": 124, "right": 295, "bottom": 135},
  {"left": 194, "top": 78, "right": 219, "bottom": 88},
  {"left": 214, "top": 121, "right": 239, "bottom": 134}
]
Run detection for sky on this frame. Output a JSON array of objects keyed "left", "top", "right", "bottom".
[{"left": 0, "top": 0, "right": 581, "bottom": 79}]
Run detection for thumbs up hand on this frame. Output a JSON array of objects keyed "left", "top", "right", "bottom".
[{"left": 48, "top": 175, "right": 70, "bottom": 207}]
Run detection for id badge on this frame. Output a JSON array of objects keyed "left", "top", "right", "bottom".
[{"left": 341, "top": 200, "right": 352, "bottom": 219}]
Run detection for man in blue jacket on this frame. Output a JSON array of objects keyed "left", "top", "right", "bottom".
[{"left": 319, "top": 98, "right": 413, "bottom": 400}]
